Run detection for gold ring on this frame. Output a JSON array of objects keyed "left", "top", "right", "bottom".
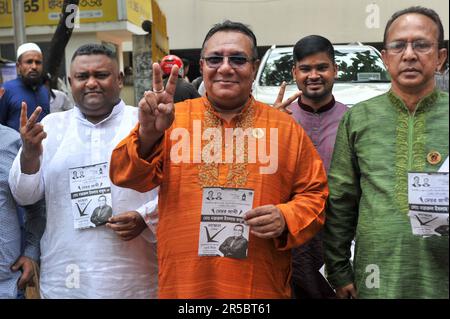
[{"left": 153, "top": 88, "right": 164, "bottom": 94}]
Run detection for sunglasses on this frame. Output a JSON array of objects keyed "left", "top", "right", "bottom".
[{"left": 202, "top": 55, "right": 255, "bottom": 69}]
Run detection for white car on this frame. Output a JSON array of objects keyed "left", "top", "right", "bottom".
[{"left": 253, "top": 43, "right": 391, "bottom": 107}]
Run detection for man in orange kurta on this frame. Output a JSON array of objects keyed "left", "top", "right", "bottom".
[{"left": 110, "top": 21, "right": 328, "bottom": 298}]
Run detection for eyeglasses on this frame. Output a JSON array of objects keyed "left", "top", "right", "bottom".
[
  {"left": 202, "top": 55, "right": 255, "bottom": 69},
  {"left": 385, "top": 40, "right": 436, "bottom": 54}
]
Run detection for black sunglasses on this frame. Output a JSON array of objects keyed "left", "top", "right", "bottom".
[{"left": 202, "top": 55, "right": 255, "bottom": 69}]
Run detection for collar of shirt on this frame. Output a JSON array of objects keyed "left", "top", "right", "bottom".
[
  {"left": 73, "top": 100, "right": 125, "bottom": 126},
  {"left": 298, "top": 96, "right": 336, "bottom": 114}
]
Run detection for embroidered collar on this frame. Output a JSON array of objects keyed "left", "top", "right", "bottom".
[
  {"left": 298, "top": 96, "right": 336, "bottom": 113},
  {"left": 203, "top": 95, "right": 253, "bottom": 120},
  {"left": 387, "top": 89, "right": 439, "bottom": 114}
]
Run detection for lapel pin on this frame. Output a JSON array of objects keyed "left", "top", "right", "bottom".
[{"left": 427, "top": 151, "right": 442, "bottom": 165}]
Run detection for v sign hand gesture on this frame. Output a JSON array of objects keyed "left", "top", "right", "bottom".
[
  {"left": 19, "top": 102, "right": 47, "bottom": 174},
  {"left": 273, "top": 81, "right": 302, "bottom": 114},
  {"left": 138, "top": 63, "right": 179, "bottom": 158}
]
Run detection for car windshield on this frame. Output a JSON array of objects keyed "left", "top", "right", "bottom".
[{"left": 258, "top": 47, "right": 391, "bottom": 86}]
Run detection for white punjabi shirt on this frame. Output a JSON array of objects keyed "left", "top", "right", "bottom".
[{"left": 9, "top": 101, "right": 158, "bottom": 299}]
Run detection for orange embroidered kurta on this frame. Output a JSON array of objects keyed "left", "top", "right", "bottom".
[{"left": 110, "top": 96, "right": 328, "bottom": 298}]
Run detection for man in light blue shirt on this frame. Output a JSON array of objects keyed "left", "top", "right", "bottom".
[{"left": 0, "top": 119, "right": 45, "bottom": 298}]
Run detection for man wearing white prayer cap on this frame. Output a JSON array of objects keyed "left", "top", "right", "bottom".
[
  {"left": 0, "top": 42, "right": 50, "bottom": 131},
  {"left": 16, "top": 42, "right": 42, "bottom": 61}
]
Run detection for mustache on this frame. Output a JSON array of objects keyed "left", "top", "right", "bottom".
[{"left": 305, "top": 79, "right": 325, "bottom": 85}]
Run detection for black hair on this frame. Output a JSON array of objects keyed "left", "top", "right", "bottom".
[
  {"left": 383, "top": 6, "right": 445, "bottom": 49},
  {"left": 71, "top": 44, "right": 117, "bottom": 62},
  {"left": 293, "top": 35, "right": 335, "bottom": 63},
  {"left": 201, "top": 20, "right": 258, "bottom": 59}
]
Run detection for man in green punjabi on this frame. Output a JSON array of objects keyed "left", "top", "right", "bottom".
[{"left": 324, "top": 6, "right": 448, "bottom": 299}]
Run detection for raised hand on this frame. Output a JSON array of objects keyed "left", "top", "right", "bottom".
[
  {"left": 19, "top": 101, "right": 46, "bottom": 174},
  {"left": 273, "top": 81, "right": 302, "bottom": 114},
  {"left": 138, "top": 63, "right": 179, "bottom": 158}
]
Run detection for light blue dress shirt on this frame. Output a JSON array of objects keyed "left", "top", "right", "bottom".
[{"left": 0, "top": 124, "right": 45, "bottom": 298}]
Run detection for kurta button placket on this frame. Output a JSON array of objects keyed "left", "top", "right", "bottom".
[{"left": 91, "top": 126, "right": 102, "bottom": 163}]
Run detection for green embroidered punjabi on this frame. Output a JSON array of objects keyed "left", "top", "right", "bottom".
[{"left": 324, "top": 89, "right": 449, "bottom": 299}]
